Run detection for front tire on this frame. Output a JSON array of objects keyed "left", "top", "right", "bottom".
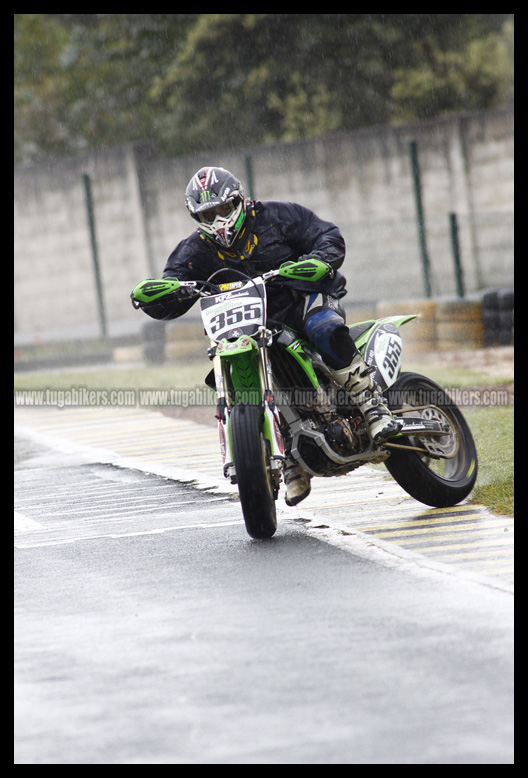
[
  {"left": 231, "top": 403, "right": 277, "bottom": 539},
  {"left": 385, "top": 372, "right": 478, "bottom": 507}
]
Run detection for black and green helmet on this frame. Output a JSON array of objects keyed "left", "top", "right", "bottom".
[{"left": 185, "top": 167, "right": 246, "bottom": 249}]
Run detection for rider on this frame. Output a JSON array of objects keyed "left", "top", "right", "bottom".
[{"left": 132, "top": 166, "right": 398, "bottom": 506}]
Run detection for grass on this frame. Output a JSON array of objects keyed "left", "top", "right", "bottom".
[
  {"left": 403, "top": 360, "right": 512, "bottom": 388},
  {"left": 464, "top": 405, "right": 514, "bottom": 516},
  {"left": 405, "top": 355, "right": 514, "bottom": 516},
  {"left": 14, "top": 355, "right": 514, "bottom": 516},
  {"left": 13, "top": 361, "right": 208, "bottom": 392}
]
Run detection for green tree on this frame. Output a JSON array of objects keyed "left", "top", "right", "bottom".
[
  {"left": 14, "top": 14, "right": 72, "bottom": 162},
  {"left": 391, "top": 18, "right": 514, "bottom": 122},
  {"left": 14, "top": 14, "right": 514, "bottom": 165},
  {"left": 14, "top": 14, "right": 198, "bottom": 163}
]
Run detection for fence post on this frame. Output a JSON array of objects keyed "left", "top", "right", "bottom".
[
  {"left": 449, "top": 212, "right": 465, "bottom": 298},
  {"left": 82, "top": 173, "right": 107, "bottom": 338},
  {"left": 244, "top": 154, "right": 255, "bottom": 199},
  {"left": 409, "top": 140, "right": 432, "bottom": 298}
]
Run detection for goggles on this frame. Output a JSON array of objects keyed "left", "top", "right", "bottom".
[{"left": 198, "top": 200, "right": 236, "bottom": 224}]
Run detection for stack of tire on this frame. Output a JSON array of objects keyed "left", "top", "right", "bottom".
[
  {"left": 142, "top": 320, "right": 166, "bottom": 364},
  {"left": 435, "top": 297, "right": 484, "bottom": 351},
  {"left": 375, "top": 299, "right": 438, "bottom": 354},
  {"left": 482, "top": 288, "right": 514, "bottom": 347}
]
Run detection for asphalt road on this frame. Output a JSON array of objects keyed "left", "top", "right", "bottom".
[{"left": 14, "top": 433, "right": 514, "bottom": 764}]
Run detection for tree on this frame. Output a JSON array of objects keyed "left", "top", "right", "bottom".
[
  {"left": 14, "top": 14, "right": 198, "bottom": 162},
  {"left": 391, "top": 18, "right": 514, "bottom": 122},
  {"left": 14, "top": 14, "right": 514, "bottom": 165}
]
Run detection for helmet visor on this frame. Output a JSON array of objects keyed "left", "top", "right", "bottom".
[{"left": 198, "top": 201, "right": 236, "bottom": 225}]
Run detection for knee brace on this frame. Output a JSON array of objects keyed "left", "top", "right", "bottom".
[{"left": 303, "top": 307, "right": 358, "bottom": 369}]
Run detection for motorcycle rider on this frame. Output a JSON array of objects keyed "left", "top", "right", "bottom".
[{"left": 132, "top": 166, "right": 398, "bottom": 506}]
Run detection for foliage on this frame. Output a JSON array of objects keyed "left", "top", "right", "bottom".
[
  {"left": 392, "top": 19, "right": 515, "bottom": 122},
  {"left": 14, "top": 14, "right": 514, "bottom": 165}
]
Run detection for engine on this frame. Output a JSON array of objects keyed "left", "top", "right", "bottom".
[{"left": 324, "top": 416, "right": 361, "bottom": 456}]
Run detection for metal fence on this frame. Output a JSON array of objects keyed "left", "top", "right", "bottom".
[{"left": 339, "top": 210, "right": 514, "bottom": 311}]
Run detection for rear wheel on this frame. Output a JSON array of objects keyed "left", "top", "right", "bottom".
[
  {"left": 231, "top": 403, "right": 277, "bottom": 539},
  {"left": 385, "top": 372, "right": 478, "bottom": 507}
]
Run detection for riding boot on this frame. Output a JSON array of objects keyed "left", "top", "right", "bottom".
[
  {"left": 283, "top": 459, "right": 311, "bottom": 506},
  {"left": 333, "top": 353, "right": 399, "bottom": 445}
]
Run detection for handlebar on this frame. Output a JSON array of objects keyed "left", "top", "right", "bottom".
[{"left": 131, "top": 258, "right": 333, "bottom": 307}]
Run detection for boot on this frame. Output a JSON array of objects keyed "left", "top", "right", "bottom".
[
  {"left": 333, "top": 353, "right": 399, "bottom": 445},
  {"left": 284, "top": 459, "right": 311, "bottom": 506}
]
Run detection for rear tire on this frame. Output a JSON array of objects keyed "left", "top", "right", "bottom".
[
  {"left": 385, "top": 372, "right": 478, "bottom": 507},
  {"left": 231, "top": 403, "right": 277, "bottom": 539}
]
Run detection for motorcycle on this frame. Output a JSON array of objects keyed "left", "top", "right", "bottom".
[{"left": 132, "top": 259, "right": 478, "bottom": 539}]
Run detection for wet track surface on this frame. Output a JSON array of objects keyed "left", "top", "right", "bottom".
[
  {"left": 14, "top": 406, "right": 514, "bottom": 588},
  {"left": 14, "top": 410, "right": 514, "bottom": 764}
]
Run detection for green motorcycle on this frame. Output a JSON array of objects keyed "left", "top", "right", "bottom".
[{"left": 132, "top": 259, "right": 478, "bottom": 539}]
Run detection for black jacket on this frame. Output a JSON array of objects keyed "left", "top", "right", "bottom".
[{"left": 141, "top": 199, "right": 347, "bottom": 322}]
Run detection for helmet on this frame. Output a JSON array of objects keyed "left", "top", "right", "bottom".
[{"left": 185, "top": 167, "right": 246, "bottom": 248}]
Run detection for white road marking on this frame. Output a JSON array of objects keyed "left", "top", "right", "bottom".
[
  {"left": 14, "top": 407, "right": 513, "bottom": 591},
  {"left": 14, "top": 511, "right": 43, "bottom": 532}
]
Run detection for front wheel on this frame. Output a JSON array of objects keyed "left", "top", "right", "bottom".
[
  {"left": 385, "top": 372, "right": 478, "bottom": 507},
  {"left": 231, "top": 403, "right": 277, "bottom": 539}
]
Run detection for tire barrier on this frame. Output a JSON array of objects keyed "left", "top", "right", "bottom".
[
  {"left": 165, "top": 321, "right": 208, "bottom": 361},
  {"left": 142, "top": 320, "right": 166, "bottom": 365},
  {"left": 376, "top": 299, "right": 438, "bottom": 354},
  {"left": 435, "top": 298, "right": 484, "bottom": 351},
  {"left": 376, "top": 291, "right": 514, "bottom": 354},
  {"left": 141, "top": 320, "right": 209, "bottom": 364},
  {"left": 140, "top": 292, "right": 513, "bottom": 365},
  {"left": 482, "top": 288, "right": 514, "bottom": 347}
]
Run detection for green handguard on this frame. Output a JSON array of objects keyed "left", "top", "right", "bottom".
[
  {"left": 131, "top": 278, "right": 181, "bottom": 305},
  {"left": 278, "top": 258, "right": 333, "bottom": 282}
]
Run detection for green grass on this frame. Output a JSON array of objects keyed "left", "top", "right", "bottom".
[
  {"left": 13, "top": 361, "right": 208, "bottom": 392},
  {"left": 404, "top": 360, "right": 511, "bottom": 388},
  {"left": 464, "top": 405, "right": 514, "bottom": 516},
  {"left": 14, "top": 356, "right": 514, "bottom": 516}
]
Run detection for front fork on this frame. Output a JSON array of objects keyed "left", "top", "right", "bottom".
[
  {"left": 211, "top": 350, "right": 236, "bottom": 482},
  {"left": 259, "top": 338, "right": 286, "bottom": 486},
  {"left": 212, "top": 332, "right": 285, "bottom": 485}
]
